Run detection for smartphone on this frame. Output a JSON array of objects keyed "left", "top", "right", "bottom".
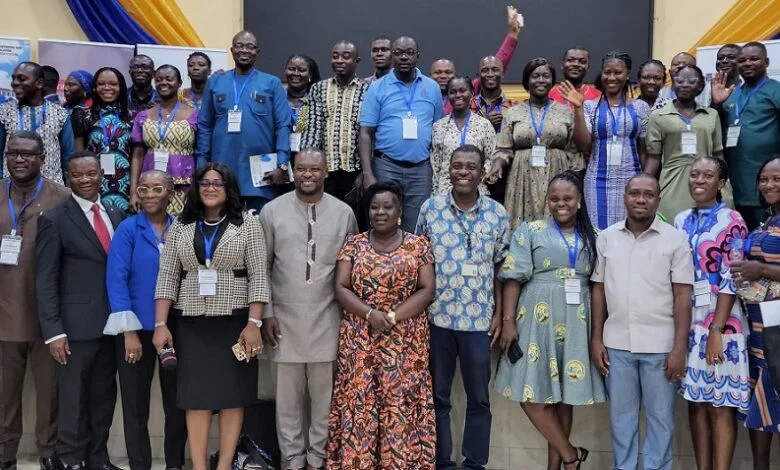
[
  {"left": 232, "top": 342, "right": 247, "bottom": 362},
  {"left": 508, "top": 340, "right": 524, "bottom": 364}
]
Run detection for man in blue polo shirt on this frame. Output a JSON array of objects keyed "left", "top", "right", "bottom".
[
  {"left": 197, "top": 30, "right": 291, "bottom": 212},
  {"left": 359, "top": 35, "right": 444, "bottom": 231}
]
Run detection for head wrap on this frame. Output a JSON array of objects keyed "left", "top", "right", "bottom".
[{"left": 68, "top": 70, "right": 93, "bottom": 95}]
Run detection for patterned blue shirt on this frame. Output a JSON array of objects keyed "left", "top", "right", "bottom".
[{"left": 416, "top": 192, "right": 509, "bottom": 331}]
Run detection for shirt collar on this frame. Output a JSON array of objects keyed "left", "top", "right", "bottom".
[
  {"left": 618, "top": 215, "right": 662, "bottom": 235},
  {"left": 387, "top": 68, "right": 422, "bottom": 85},
  {"left": 657, "top": 99, "right": 709, "bottom": 116},
  {"left": 72, "top": 193, "right": 105, "bottom": 214},
  {"left": 448, "top": 191, "right": 481, "bottom": 214},
  {"left": 330, "top": 76, "right": 361, "bottom": 88}
]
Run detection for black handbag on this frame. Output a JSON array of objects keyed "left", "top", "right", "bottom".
[
  {"left": 209, "top": 435, "right": 277, "bottom": 470},
  {"left": 764, "top": 325, "right": 780, "bottom": 394}
]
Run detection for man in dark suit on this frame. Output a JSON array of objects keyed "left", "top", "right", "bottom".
[{"left": 36, "top": 151, "right": 126, "bottom": 470}]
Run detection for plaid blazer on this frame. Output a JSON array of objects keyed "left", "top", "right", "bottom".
[{"left": 155, "top": 213, "right": 269, "bottom": 316}]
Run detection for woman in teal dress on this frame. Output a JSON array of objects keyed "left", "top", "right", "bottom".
[{"left": 496, "top": 171, "right": 605, "bottom": 470}]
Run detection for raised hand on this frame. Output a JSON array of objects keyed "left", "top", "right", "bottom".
[
  {"left": 507, "top": 5, "right": 523, "bottom": 36},
  {"left": 711, "top": 70, "right": 736, "bottom": 106},
  {"left": 558, "top": 81, "right": 585, "bottom": 108}
]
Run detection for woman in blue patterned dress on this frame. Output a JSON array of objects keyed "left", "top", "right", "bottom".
[
  {"left": 731, "top": 155, "right": 780, "bottom": 469},
  {"left": 559, "top": 51, "right": 650, "bottom": 230},
  {"left": 674, "top": 156, "right": 750, "bottom": 470},
  {"left": 496, "top": 171, "right": 605, "bottom": 470},
  {"left": 72, "top": 67, "right": 133, "bottom": 211}
]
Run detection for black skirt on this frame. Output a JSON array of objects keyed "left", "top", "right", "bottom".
[{"left": 175, "top": 314, "right": 258, "bottom": 410}]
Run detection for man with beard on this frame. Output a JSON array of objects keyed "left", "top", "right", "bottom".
[
  {"left": 433, "top": 5, "right": 522, "bottom": 114},
  {"left": 197, "top": 30, "right": 291, "bottom": 212},
  {"left": 358, "top": 35, "right": 443, "bottom": 231},
  {"left": 179, "top": 51, "right": 212, "bottom": 110},
  {"left": 712, "top": 41, "right": 780, "bottom": 230},
  {"left": 259, "top": 148, "right": 357, "bottom": 470},
  {"left": 0, "top": 62, "right": 74, "bottom": 184},
  {"left": 549, "top": 47, "right": 601, "bottom": 109},
  {"left": 302, "top": 40, "right": 368, "bottom": 204},
  {"left": 127, "top": 55, "right": 157, "bottom": 118}
]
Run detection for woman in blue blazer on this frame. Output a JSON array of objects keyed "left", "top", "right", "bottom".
[{"left": 104, "top": 169, "right": 187, "bottom": 470}]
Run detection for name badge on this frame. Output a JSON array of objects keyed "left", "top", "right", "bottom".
[
  {"left": 681, "top": 131, "right": 698, "bottom": 155},
  {"left": 198, "top": 268, "right": 218, "bottom": 296},
  {"left": 0, "top": 235, "right": 22, "bottom": 266},
  {"left": 249, "top": 153, "right": 277, "bottom": 187},
  {"left": 461, "top": 263, "right": 478, "bottom": 277},
  {"left": 227, "top": 109, "right": 242, "bottom": 133},
  {"left": 607, "top": 141, "right": 622, "bottom": 166},
  {"left": 153, "top": 149, "right": 170, "bottom": 172},
  {"left": 726, "top": 126, "right": 740, "bottom": 148},
  {"left": 564, "top": 278, "right": 580, "bottom": 305},
  {"left": 289, "top": 132, "right": 302, "bottom": 152},
  {"left": 100, "top": 153, "right": 115, "bottom": 176},
  {"left": 531, "top": 145, "right": 547, "bottom": 167},
  {"left": 402, "top": 116, "right": 418, "bottom": 140},
  {"left": 694, "top": 279, "right": 710, "bottom": 307}
]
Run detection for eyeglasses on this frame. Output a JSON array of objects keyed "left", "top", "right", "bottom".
[
  {"left": 136, "top": 185, "right": 167, "bottom": 197},
  {"left": 7, "top": 151, "right": 41, "bottom": 160},
  {"left": 391, "top": 49, "right": 418, "bottom": 57},
  {"left": 129, "top": 64, "right": 153, "bottom": 71},
  {"left": 197, "top": 180, "right": 225, "bottom": 189}
]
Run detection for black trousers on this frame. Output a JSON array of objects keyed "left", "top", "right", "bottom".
[
  {"left": 116, "top": 328, "right": 187, "bottom": 470},
  {"left": 325, "top": 170, "right": 366, "bottom": 229},
  {"left": 56, "top": 337, "right": 117, "bottom": 468}
]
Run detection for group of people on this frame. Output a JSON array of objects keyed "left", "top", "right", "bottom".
[{"left": 1, "top": 4, "right": 780, "bottom": 470}]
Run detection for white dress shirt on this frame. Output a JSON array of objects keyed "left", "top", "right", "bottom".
[{"left": 45, "top": 194, "right": 115, "bottom": 344}]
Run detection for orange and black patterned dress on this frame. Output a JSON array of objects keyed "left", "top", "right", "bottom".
[{"left": 326, "top": 232, "right": 436, "bottom": 469}]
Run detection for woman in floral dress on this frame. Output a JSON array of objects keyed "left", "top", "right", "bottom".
[{"left": 327, "top": 182, "right": 436, "bottom": 469}]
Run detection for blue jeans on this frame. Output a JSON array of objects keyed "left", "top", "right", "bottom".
[
  {"left": 372, "top": 155, "right": 432, "bottom": 232},
  {"left": 430, "top": 325, "right": 492, "bottom": 470},
  {"left": 605, "top": 348, "right": 677, "bottom": 470}
]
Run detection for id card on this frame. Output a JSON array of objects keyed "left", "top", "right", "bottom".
[
  {"left": 153, "top": 149, "right": 170, "bottom": 172},
  {"left": 531, "top": 145, "right": 546, "bottom": 167},
  {"left": 694, "top": 279, "right": 710, "bottom": 307},
  {"left": 607, "top": 141, "right": 622, "bottom": 166},
  {"left": 461, "top": 263, "right": 478, "bottom": 277},
  {"left": 290, "top": 132, "right": 302, "bottom": 152},
  {"left": 759, "top": 299, "right": 780, "bottom": 327},
  {"left": 402, "top": 116, "right": 418, "bottom": 140},
  {"left": 100, "top": 153, "right": 115, "bottom": 176},
  {"left": 227, "top": 109, "right": 242, "bottom": 133},
  {"left": 726, "top": 126, "right": 740, "bottom": 148},
  {"left": 0, "top": 235, "right": 22, "bottom": 266},
  {"left": 198, "top": 268, "right": 218, "bottom": 297},
  {"left": 249, "top": 153, "right": 277, "bottom": 187},
  {"left": 681, "top": 132, "right": 698, "bottom": 155},
  {"left": 564, "top": 278, "right": 581, "bottom": 305}
]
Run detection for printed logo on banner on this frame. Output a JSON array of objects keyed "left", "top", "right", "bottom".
[{"left": 0, "top": 37, "right": 31, "bottom": 100}]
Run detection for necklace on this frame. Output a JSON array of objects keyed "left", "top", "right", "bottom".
[{"left": 202, "top": 214, "right": 226, "bottom": 226}]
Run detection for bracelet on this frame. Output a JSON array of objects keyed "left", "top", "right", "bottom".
[
  {"left": 709, "top": 324, "right": 724, "bottom": 333},
  {"left": 388, "top": 310, "right": 397, "bottom": 325},
  {"left": 366, "top": 308, "right": 374, "bottom": 321},
  {"left": 248, "top": 317, "right": 263, "bottom": 328},
  {"left": 154, "top": 321, "right": 166, "bottom": 328}
]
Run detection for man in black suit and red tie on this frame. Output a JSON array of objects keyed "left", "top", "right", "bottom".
[{"left": 35, "top": 151, "right": 126, "bottom": 470}]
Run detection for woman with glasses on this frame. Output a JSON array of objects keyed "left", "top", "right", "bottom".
[
  {"left": 104, "top": 169, "right": 187, "bottom": 470},
  {"left": 284, "top": 54, "right": 320, "bottom": 166},
  {"left": 130, "top": 65, "right": 198, "bottom": 215},
  {"left": 71, "top": 67, "right": 133, "bottom": 211},
  {"left": 645, "top": 65, "right": 725, "bottom": 221},
  {"left": 153, "top": 163, "right": 269, "bottom": 470},
  {"left": 635, "top": 60, "right": 667, "bottom": 110}
]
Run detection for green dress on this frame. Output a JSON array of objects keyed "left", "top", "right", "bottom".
[{"left": 494, "top": 219, "right": 606, "bottom": 405}]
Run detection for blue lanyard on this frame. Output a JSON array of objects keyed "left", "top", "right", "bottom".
[
  {"left": 232, "top": 70, "right": 256, "bottom": 110},
  {"left": 684, "top": 203, "right": 723, "bottom": 275},
  {"left": 528, "top": 100, "right": 551, "bottom": 144},
  {"left": 152, "top": 215, "right": 173, "bottom": 247},
  {"left": 396, "top": 79, "right": 420, "bottom": 115},
  {"left": 449, "top": 204, "right": 479, "bottom": 257},
  {"left": 6, "top": 177, "right": 44, "bottom": 236},
  {"left": 458, "top": 112, "right": 471, "bottom": 145},
  {"left": 290, "top": 98, "right": 304, "bottom": 126},
  {"left": 156, "top": 101, "right": 180, "bottom": 147},
  {"left": 606, "top": 98, "right": 625, "bottom": 141},
  {"left": 734, "top": 77, "right": 768, "bottom": 124},
  {"left": 677, "top": 112, "right": 693, "bottom": 131},
  {"left": 198, "top": 221, "right": 221, "bottom": 268},
  {"left": 98, "top": 116, "right": 117, "bottom": 151},
  {"left": 18, "top": 103, "right": 46, "bottom": 132},
  {"left": 479, "top": 95, "right": 503, "bottom": 116},
  {"left": 552, "top": 220, "right": 579, "bottom": 270}
]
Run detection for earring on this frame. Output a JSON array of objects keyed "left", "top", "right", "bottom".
[{"left": 397, "top": 217, "right": 402, "bottom": 226}]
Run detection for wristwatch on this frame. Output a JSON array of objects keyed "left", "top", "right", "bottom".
[
  {"left": 248, "top": 317, "right": 263, "bottom": 328},
  {"left": 278, "top": 163, "right": 289, "bottom": 172}
]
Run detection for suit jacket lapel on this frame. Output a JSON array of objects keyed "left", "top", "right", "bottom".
[
  {"left": 215, "top": 222, "right": 239, "bottom": 253},
  {"left": 106, "top": 205, "right": 125, "bottom": 230},
  {"left": 64, "top": 198, "right": 105, "bottom": 256}
]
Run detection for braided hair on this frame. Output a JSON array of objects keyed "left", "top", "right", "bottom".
[
  {"left": 595, "top": 50, "right": 633, "bottom": 98},
  {"left": 547, "top": 171, "right": 597, "bottom": 266},
  {"left": 637, "top": 59, "right": 666, "bottom": 82},
  {"left": 692, "top": 155, "right": 728, "bottom": 202}
]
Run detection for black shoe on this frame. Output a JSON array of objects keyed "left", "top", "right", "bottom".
[
  {"left": 0, "top": 459, "right": 17, "bottom": 470},
  {"left": 90, "top": 465, "right": 123, "bottom": 470},
  {"left": 63, "top": 463, "right": 85, "bottom": 470},
  {"left": 40, "top": 456, "right": 63, "bottom": 470}
]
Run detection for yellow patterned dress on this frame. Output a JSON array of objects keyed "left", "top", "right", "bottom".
[{"left": 494, "top": 219, "right": 606, "bottom": 405}]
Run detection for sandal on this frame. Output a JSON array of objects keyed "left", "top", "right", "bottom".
[{"left": 563, "top": 447, "right": 589, "bottom": 469}]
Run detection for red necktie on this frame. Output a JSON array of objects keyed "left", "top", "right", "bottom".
[{"left": 91, "top": 204, "right": 111, "bottom": 253}]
